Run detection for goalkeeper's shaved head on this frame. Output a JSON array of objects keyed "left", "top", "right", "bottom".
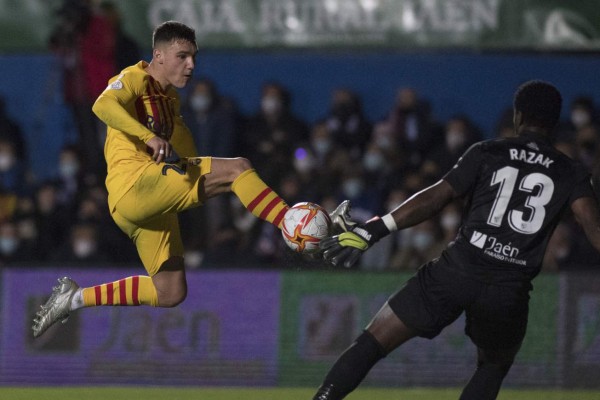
[
  {"left": 514, "top": 80, "right": 562, "bottom": 132},
  {"left": 153, "top": 20, "right": 197, "bottom": 49}
]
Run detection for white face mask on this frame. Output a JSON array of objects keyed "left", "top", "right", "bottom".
[
  {"left": 445, "top": 130, "right": 466, "bottom": 151},
  {"left": 261, "top": 96, "right": 282, "bottom": 116},
  {"left": 440, "top": 212, "right": 460, "bottom": 231},
  {"left": 73, "top": 239, "right": 95, "bottom": 258},
  {"left": 0, "top": 152, "right": 15, "bottom": 172},
  {"left": 571, "top": 110, "right": 591, "bottom": 128},
  {"left": 412, "top": 231, "right": 434, "bottom": 251},
  {"left": 191, "top": 94, "right": 211, "bottom": 112},
  {"left": 18, "top": 219, "right": 37, "bottom": 240},
  {"left": 294, "top": 153, "right": 314, "bottom": 173},
  {"left": 0, "top": 237, "right": 18, "bottom": 255},
  {"left": 363, "top": 152, "right": 385, "bottom": 172},
  {"left": 59, "top": 161, "right": 79, "bottom": 178},
  {"left": 312, "top": 138, "right": 332, "bottom": 155},
  {"left": 375, "top": 135, "right": 392, "bottom": 148},
  {"left": 342, "top": 179, "right": 364, "bottom": 198}
]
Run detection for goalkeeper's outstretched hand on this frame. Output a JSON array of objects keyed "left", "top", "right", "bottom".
[{"left": 320, "top": 217, "right": 390, "bottom": 268}]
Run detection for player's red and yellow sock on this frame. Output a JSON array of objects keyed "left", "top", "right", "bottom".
[
  {"left": 81, "top": 276, "right": 158, "bottom": 307},
  {"left": 232, "top": 169, "right": 289, "bottom": 229}
]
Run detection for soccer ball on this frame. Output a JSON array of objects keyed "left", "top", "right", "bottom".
[{"left": 281, "top": 202, "right": 331, "bottom": 254}]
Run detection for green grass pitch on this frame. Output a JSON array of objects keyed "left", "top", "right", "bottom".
[{"left": 1, "top": 387, "right": 599, "bottom": 400}]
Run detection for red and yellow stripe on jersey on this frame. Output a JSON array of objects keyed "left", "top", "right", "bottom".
[{"left": 92, "top": 61, "right": 197, "bottom": 212}]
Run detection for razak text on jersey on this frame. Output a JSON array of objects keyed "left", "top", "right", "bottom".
[{"left": 509, "top": 148, "right": 554, "bottom": 168}]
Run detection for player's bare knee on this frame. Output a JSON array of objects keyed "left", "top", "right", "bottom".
[
  {"left": 153, "top": 257, "right": 187, "bottom": 307},
  {"left": 158, "top": 286, "right": 187, "bottom": 307}
]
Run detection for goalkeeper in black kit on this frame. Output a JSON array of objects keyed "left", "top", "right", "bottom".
[{"left": 313, "top": 80, "right": 600, "bottom": 400}]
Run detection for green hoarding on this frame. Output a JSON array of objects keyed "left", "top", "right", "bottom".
[
  {"left": 2, "top": 0, "right": 600, "bottom": 52},
  {"left": 279, "top": 271, "right": 560, "bottom": 387}
]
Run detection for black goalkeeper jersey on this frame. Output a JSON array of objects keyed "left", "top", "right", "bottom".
[{"left": 442, "top": 131, "right": 594, "bottom": 285}]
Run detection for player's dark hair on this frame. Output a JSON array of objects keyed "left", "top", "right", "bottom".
[
  {"left": 152, "top": 21, "right": 196, "bottom": 48},
  {"left": 514, "top": 80, "right": 562, "bottom": 131}
]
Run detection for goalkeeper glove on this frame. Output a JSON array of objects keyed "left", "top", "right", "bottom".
[
  {"left": 320, "top": 217, "right": 391, "bottom": 268},
  {"left": 328, "top": 200, "right": 357, "bottom": 235}
]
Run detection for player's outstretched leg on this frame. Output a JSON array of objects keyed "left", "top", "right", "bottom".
[
  {"left": 231, "top": 168, "right": 289, "bottom": 229},
  {"left": 32, "top": 275, "right": 159, "bottom": 338},
  {"left": 459, "top": 346, "right": 519, "bottom": 400},
  {"left": 312, "top": 331, "right": 387, "bottom": 400}
]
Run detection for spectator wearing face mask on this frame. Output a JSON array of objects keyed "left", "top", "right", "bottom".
[
  {"left": 243, "top": 81, "right": 309, "bottom": 188},
  {"left": 54, "top": 144, "right": 88, "bottom": 212},
  {"left": 359, "top": 186, "right": 409, "bottom": 270},
  {"left": 557, "top": 96, "right": 598, "bottom": 144},
  {"left": 52, "top": 222, "right": 110, "bottom": 264},
  {"left": 183, "top": 78, "right": 240, "bottom": 157},
  {"left": 439, "top": 200, "right": 462, "bottom": 243},
  {"left": 294, "top": 121, "right": 348, "bottom": 200},
  {"left": 74, "top": 186, "right": 137, "bottom": 264},
  {"left": 379, "top": 87, "right": 438, "bottom": 170},
  {"left": 0, "top": 219, "right": 36, "bottom": 265},
  {"left": 308, "top": 121, "right": 335, "bottom": 165},
  {"left": 181, "top": 78, "right": 242, "bottom": 264},
  {"left": 0, "top": 138, "right": 28, "bottom": 228},
  {"left": 336, "top": 167, "right": 381, "bottom": 225},
  {"left": 390, "top": 218, "right": 444, "bottom": 271},
  {"left": 6, "top": 195, "right": 38, "bottom": 260},
  {"left": 0, "top": 138, "right": 27, "bottom": 196},
  {"left": 360, "top": 138, "right": 400, "bottom": 196},
  {"left": 324, "top": 88, "right": 372, "bottom": 160},
  {"left": 421, "top": 115, "right": 481, "bottom": 181}
]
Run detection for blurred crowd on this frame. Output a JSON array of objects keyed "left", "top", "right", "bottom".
[{"left": 0, "top": 0, "right": 599, "bottom": 272}]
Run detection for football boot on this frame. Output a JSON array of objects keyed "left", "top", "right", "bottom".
[{"left": 32, "top": 277, "right": 79, "bottom": 338}]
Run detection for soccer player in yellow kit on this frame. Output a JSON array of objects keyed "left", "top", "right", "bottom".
[{"left": 32, "top": 21, "right": 290, "bottom": 337}]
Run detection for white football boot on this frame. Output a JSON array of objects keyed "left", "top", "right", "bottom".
[
  {"left": 328, "top": 200, "right": 357, "bottom": 235},
  {"left": 32, "top": 277, "right": 79, "bottom": 338}
]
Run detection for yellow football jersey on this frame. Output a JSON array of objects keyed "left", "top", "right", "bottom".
[{"left": 93, "top": 61, "right": 198, "bottom": 211}]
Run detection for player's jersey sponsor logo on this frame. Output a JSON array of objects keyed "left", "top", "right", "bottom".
[
  {"left": 470, "top": 230, "right": 526, "bottom": 266},
  {"left": 469, "top": 230, "right": 487, "bottom": 248},
  {"left": 144, "top": 115, "right": 172, "bottom": 140}
]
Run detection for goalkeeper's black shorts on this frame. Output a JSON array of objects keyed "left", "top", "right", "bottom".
[{"left": 387, "top": 256, "right": 529, "bottom": 350}]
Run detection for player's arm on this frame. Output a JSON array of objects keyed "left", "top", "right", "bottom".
[
  {"left": 92, "top": 80, "right": 171, "bottom": 163},
  {"left": 387, "top": 179, "right": 457, "bottom": 230},
  {"left": 322, "top": 143, "right": 481, "bottom": 268},
  {"left": 322, "top": 180, "right": 457, "bottom": 268},
  {"left": 571, "top": 196, "right": 600, "bottom": 252}
]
